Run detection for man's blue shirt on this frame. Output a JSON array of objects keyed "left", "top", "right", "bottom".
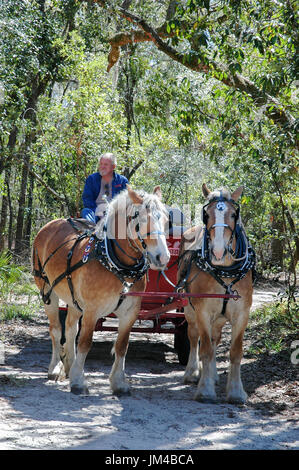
[{"left": 82, "top": 172, "right": 128, "bottom": 211}]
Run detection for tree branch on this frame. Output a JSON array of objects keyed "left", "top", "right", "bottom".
[
  {"left": 92, "top": 0, "right": 296, "bottom": 134},
  {"left": 107, "top": 22, "right": 174, "bottom": 71},
  {"left": 23, "top": 161, "right": 66, "bottom": 203}
]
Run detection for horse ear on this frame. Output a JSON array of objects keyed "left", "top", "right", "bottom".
[
  {"left": 231, "top": 186, "right": 243, "bottom": 201},
  {"left": 153, "top": 185, "right": 162, "bottom": 200},
  {"left": 127, "top": 184, "right": 144, "bottom": 204},
  {"left": 202, "top": 183, "right": 210, "bottom": 198}
]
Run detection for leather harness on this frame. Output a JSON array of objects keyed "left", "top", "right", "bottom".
[{"left": 177, "top": 194, "right": 255, "bottom": 315}]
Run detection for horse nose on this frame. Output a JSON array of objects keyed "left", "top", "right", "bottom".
[
  {"left": 156, "top": 250, "right": 170, "bottom": 266},
  {"left": 213, "top": 245, "right": 228, "bottom": 260},
  {"left": 213, "top": 247, "right": 225, "bottom": 260}
]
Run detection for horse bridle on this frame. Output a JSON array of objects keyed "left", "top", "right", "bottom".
[{"left": 202, "top": 191, "right": 240, "bottom": 229}]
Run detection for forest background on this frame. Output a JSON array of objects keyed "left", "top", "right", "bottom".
[{"left": 0, "top": 0, "right": 298, "bottom": 311}]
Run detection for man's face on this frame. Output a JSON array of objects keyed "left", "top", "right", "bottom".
[{"left": 99, "top": 158, "right": 115, "bottom": 177}]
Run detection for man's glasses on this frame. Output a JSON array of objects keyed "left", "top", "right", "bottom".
[{"left": 104, "top": 184, "right": 110, "bottom": 197}]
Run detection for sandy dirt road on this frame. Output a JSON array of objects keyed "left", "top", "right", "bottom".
[{"left": 0, "top": 283, "right": 298, "bottom": 451}]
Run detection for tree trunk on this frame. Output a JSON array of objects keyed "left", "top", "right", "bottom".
[
  {"left": 24, "top": 171, "right": 35, "bottom": 249},
  {"left": 270, "top": 217, "right": 284, "bottom": 268},
  {"left": 15, "top": 156, "right": 30, "bottom": 254},
  {"left": 0, "top": 169, "right": 10, "bottom": 251},
  {"left": 14, "top": 75, "right": 49, "bottom": 254},
  {"left": 7, "top": 172, "right": 13, "bottom": 251}
]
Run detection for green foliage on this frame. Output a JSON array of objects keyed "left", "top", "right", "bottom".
[
  {"left": 248, "top": 298, "right": 298, "bottom": 355},
  {"left": 0, "top": 251, "right": 23, "bottom": 293},
  {"left": 0, "top": 251, "right": 39, "bottom": 321},
  {"left": 0, "top": 303, "right": 35, "bottom": 321},
  {"left": 32, "top": 50, "right": 128, "bottom": 219}
]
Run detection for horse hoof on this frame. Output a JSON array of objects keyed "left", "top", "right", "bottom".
[
  {"left": 226, "top": 386, "right": 247, "bottom": 404},
  {"left": 226, "top": 395, "right": 247, "bottom": 405},
  {"left": 183, "top": 373, "right": 200, "bottom": 385},
  {"left": 48, "top": 372, "right": 66, "bottom": 382},
  {"left": 112, "top": 386, "right": 131, "bottom": 397},
  {"left": 48, "top": 373, "right": 57, "bottom": 381},
  {"left": 194, "top": 392, "right": 217, "bottom": 403},
  {"left": 71, "top": 385, "right": 89, "bottom": 395}
]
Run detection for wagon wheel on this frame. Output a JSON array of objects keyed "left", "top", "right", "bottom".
[{"left": 174, "top": 321, "right": 190, "bottom": 366}]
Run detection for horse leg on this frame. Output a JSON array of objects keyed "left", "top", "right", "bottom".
[
  {"left": 62, "top": 306, "right": 81, "bottom": 378},
  {"left": 69, "top": 312, "right": 96, "bottom": 395},
  {"left": 226, "top": 311, "right": 249, "bottom": 404},
  {"left": 109, "top": 302, "right": 139, "bottom": 395},
  {"left": 183, "top": 306, "right": 200, "bottom": 384},
  {"left": 211, "top": 316, "right": 227, "bottom": 384},
  {"left": 194, "top": 311, "right": 217, "bottom": 402},
  {"left": 44, "top": 292, "right": 65, "bottom": 381}
]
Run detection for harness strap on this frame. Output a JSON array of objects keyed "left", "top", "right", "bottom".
[
  {"left": 204, "top": 268, "right": 240, "bottom": 315},
  {"left": 41, "top": 237, "right": 78, "bottom": 272},
  {"left": 41, "top": 256, "right": 86, "bottom": 311},
  {"left": 32, "top": 248, "right": 50, "bottom": 284},
  {"left": 35, "top": 233, "right": 89, "bottom": 311},
  {"left": 173, "top": 225, "right": 255, "bottom": 315},
  {"left": 111, "top": 238, "right": 141, "bottom": 263},
  {"left": 176, "top": 250, "right": 196, "bottom": 292},
  {"left": 65, "top": 236, "right": 87, "bottom": 312}
]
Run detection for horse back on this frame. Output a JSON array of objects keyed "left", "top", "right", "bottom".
[{"left": 33, "top": 219, "right": 75, "bottom": 261}]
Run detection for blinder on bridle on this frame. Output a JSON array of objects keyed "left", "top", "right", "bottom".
[
  {"left": 202, "top": 191, "right": 240, "bottom": 230},
  {"left": 127, "top": 206, "right": 166, "bottom": 253}
]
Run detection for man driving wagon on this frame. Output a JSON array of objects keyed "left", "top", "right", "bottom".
[{"left": 81, "top": 152, "right": 128, "bottom": 223}]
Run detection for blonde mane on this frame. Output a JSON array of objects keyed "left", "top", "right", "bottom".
[{"left": 206, "top": 187, "right": 232, "bottom": 201}]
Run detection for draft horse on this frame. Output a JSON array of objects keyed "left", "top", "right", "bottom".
[
  {"left": 32, "top": 186, "right": 170, "bottom": 395},
  {"left": 178, "top": 184, "right": 255, "bottom": 404}
]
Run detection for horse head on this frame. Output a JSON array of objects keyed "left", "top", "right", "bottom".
[
  {"left": 128, "top": 185, "right": 170, "bottom": 270},
  {"left": 107, "top": 185, "right": 170, "bottom": 271},
  {"left": 202, "top": 183, "right": 243, "bottom": 265}
]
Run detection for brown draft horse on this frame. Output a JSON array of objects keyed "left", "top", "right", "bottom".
[
  {"left": 32, "top": 186, "right": 170, "bottom": 395},
  {"left": 178, "top": 184, "right": 255, "bottom": 404}
]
